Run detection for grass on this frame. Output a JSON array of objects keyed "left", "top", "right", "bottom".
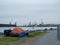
[
  {"left": 28, "top": 32, "right": 46, "bottom": 37},
  {"left": 0, "top": 37, "right": 19, "bottom": 43},
  {"left": 0, "top": 31, "right": 46, "bottom": 45}
]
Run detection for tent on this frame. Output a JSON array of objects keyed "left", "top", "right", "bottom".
[{"left": 10, "top": 27, "right": 26, "bottom": 37}]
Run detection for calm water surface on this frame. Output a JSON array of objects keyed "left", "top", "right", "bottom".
[{"left": 0, "top": 27, "right": 57, "bottom": 33}]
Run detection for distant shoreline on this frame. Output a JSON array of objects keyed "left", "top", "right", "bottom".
[{"left": 0, "top": 24, "right": 16, "bottom": 27}]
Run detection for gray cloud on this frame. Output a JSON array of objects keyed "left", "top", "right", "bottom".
[{"left": 0, "top": 0, "right": 60, "bottom": 25}]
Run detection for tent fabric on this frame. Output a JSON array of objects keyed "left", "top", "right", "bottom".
[{"left": 11, "top": 27, "right": 25, "bottom": 34}]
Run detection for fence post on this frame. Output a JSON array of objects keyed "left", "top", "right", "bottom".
[{"left": 57, "top": 25, "right": 60, "bottom": 40}]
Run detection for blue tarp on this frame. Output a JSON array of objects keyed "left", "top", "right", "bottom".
[{"left": 18, "top": 32, "right": 26, "bottom": 37}]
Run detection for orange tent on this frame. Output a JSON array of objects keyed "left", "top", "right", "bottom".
[{"left": 11, "top": 27, "right": 25, "bottom": 34}]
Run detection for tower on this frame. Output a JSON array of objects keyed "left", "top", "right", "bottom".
[
  {"left": 9, "top": 22, "right": 11, "bottom": 25},
  {"left": 15, "top": 22, "right": 17, "bottom": 26},
  {"left": 41, "top": 19, "right": 44, "bottom": 25}
]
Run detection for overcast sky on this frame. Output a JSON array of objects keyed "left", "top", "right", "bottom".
[{"left": 0, "top": 0, "right": 60, "bottom": 25}]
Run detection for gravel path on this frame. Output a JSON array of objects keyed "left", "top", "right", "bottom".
[{"left": 21, "top": 30, "right": 58, "bottom": 45}]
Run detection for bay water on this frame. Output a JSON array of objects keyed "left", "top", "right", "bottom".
[{"left": 0, "top": 27, "right": 57, "bottom": 33}]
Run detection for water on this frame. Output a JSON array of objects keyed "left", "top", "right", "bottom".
[{"left": 0, "top": 27, "right": 57, "bottom": 33}]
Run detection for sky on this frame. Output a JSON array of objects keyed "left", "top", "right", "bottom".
[{"left": 0, "top": 0, "right": 60, "bottom": 25}]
